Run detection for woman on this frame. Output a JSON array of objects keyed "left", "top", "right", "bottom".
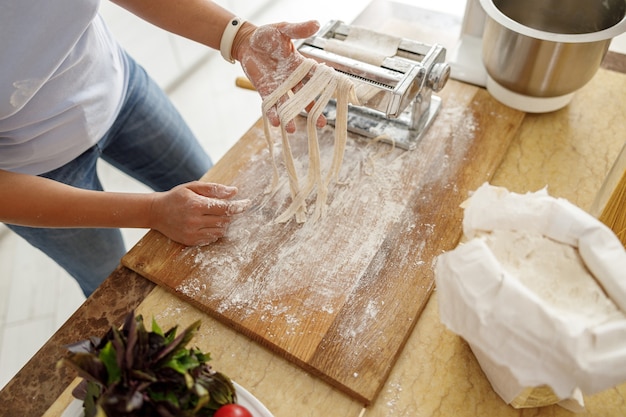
[{"left": 0, "top": 0, "right": 325, "bottom": 296}]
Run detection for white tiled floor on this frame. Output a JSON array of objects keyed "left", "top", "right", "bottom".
[{"left": 2, "top": 0, "right": 626, "bottom": 391}]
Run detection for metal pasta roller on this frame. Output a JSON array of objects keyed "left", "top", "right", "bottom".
[{"left": 296, "top": 20, "right": 451, "bottom": 150}]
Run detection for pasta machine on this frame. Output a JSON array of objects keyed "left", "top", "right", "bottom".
[{"left": 295, "top": 20, "right": 451, "bottom": 150}]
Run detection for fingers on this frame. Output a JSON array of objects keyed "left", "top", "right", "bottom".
[
  {"left": 266, "top": 71, "right": 327, "bottom": 132},
  {"left": 205, "top": 196, "right": 251, "bottom": 216},
  {"left": 225, "top": 198, "right": 251, "bottom": 215},
  {"left": 183, "top": 181, "right": 251, "bottom": 216},
  {"left": 267, "top": 107, "right": 281, "bottom": 127},
  {"left": 275, "top": 20, "right": 320, "bottom": 40},
  {"left": 303, "top": 101, "right": 328, "bottom": 129},
  {"left": 191, "top": 188, "right": 251, "bottom": 245},
  {"left": 186, "top": 197, "right": 251, "bottom": 246},
  {"left": 316, "top": 113, "right": 327, "bottom": 128},
  {"left": 188, "top": 181, "right": 238, "bottom": 199},
  {"left": 152, "top": 182, "right": 252, "bottom": 247},
  {"left": 267, "top": 103, "right": 325, "bottom": 132}
]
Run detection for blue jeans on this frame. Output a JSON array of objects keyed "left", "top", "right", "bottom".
[{"left": 6, "top": 53, "right": 212, "bottom": 297}]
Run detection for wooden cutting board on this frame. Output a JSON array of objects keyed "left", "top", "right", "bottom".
[{"left": 122, "top": 80, "right": 524, "bottom": 404}]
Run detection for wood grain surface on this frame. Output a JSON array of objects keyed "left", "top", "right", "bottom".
[{"left": 122, "top": 80, "right": 525, "bottom": 404}]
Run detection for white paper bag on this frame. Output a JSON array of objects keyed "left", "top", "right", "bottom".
[{"left": 435, "top": 183, "right": 626, "bottom": 410}]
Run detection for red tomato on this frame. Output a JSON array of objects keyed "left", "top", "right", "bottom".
[{"left": 214, "top": 404, "right": 254, "bottom": 417}]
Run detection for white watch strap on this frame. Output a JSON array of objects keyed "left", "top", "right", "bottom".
[{"left": 220, "top": 17, "right": 245, "bottom": 64}]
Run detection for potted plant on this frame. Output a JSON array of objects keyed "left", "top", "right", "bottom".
[{"left": 59, "top": 311, "right": 251, "bottom": 417}]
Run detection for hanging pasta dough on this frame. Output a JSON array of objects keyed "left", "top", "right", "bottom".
[{"left": 261, "top": 58, "right": 358, "bottom": 223}]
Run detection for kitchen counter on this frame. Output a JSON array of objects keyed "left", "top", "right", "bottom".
[{"left": 3, "top": 1, "right": 626, "bottom": 416}]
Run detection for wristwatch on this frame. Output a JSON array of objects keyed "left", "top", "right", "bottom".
[{"left": 220, "top": 17, "right": 246, "bottom": 64}]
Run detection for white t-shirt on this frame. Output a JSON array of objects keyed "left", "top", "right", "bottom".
[{"left": 0, "top": 0, "right": 128, "bottom": 175}]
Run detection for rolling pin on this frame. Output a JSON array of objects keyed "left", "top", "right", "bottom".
[{"left": 235, "top": 76, "right": 255, "bottom": 91}]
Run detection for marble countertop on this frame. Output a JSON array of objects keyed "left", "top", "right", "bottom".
[{"left": 3, "top": 1, "right": 626, "bottom": 416}]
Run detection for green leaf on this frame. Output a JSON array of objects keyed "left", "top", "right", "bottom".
[
  {"left": 152, "top": 316, "right": 164, "bottom": 336},
  {"left": 163, "top": 325, "right": 178, "bottom": 345},
  {"left": 194, "top": 349, "right": 211, "bottom": 363},
  {"left": 184, "top": 372, "right": 194, "bottom": 390},
  {"left": 83, "top": 381, "right": 102, "bottom": 417},
  {"left": 153, "top": 321, "right": 201, "bottom": 365},
  {"left": 99, "top": 341, "right": 121, "bottom": 385},
  {"left": 149, "top": 388, "right": 180, "bottom": 408},
  {"left": 164, "top": 348, "right": 201, "bottom": 375}
]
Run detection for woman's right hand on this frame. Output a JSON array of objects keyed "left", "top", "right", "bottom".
[
  {"left": 234, "top": 20, "right": 327, "bottom": 133},
  {"left": 149, "top": 181, "right": 250, "bottom": 246}
]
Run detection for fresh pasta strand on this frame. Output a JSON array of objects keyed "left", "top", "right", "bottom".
[
  {"left": 261, "top": 59, "right": 316, "bottom": 196},
  {"left": 273, "top": 67, "right": 337, "bottom": 223},
  {"left": 261, "top": 58, "right": 358, "bottom": 223}
]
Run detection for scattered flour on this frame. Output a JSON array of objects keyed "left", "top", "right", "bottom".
[
  {"left": 170, "top": 98, "right": 482, "bottom": 351},
  {"left": 175, "top": 128, "right": 413, "bottom": 328}
]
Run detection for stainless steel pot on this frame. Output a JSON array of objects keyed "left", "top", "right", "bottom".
[{"left": 480, "top": 0, "right": 626, "bottom": 112}]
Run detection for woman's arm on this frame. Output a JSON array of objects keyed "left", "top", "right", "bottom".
[
  {"left": 110, "top": 0, "right": 243, "bottom": 52},
  {"left": 0, "top": 169, "right": 248, "bottom": 246},
  {"left": 110, "top": 0, "right": 325, "bottom": 132}
]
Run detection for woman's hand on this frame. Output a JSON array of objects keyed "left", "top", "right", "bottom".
[
  {"left": 0, "top": 171, "right": 247, "bottom": 246},
  {"left": 149, "top": 181, "right": 250, "bottom": 246},
  {"left": 234, "top": 20, "right": 327, "bottom": 133}
]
